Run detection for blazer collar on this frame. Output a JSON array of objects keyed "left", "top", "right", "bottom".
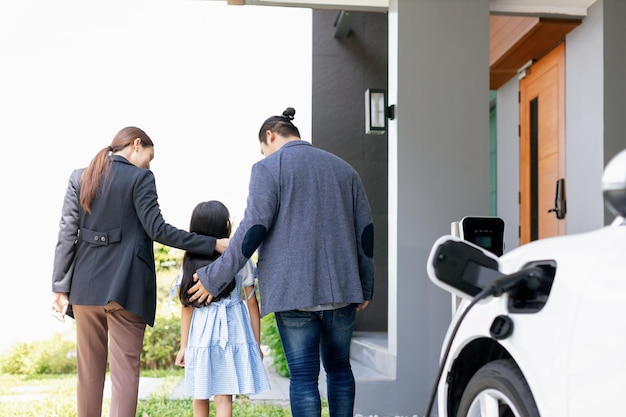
[
  {"left": 110, "top": 154, "right": 133, "bottom": 165},
  {"left": 281, "top": 140, "right": 311, "bottom": 150}
]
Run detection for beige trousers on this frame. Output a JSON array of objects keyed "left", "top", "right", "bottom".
[{"left": 73, "top": 301, "right": 146, "bottom": 417}]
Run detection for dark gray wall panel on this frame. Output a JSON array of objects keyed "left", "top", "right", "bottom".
[{"left": 312, "top": 10, "right": 388, "bottom": 331}]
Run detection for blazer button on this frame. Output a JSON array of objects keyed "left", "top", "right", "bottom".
[
  {"left": 101, "top": 236, "right": 107, "bottom": 242},
  {"left": 94, "top": 236, "right": 99, "bottom": 241}
]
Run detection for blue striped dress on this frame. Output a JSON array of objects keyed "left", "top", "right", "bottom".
[{"left": 184, "top": 260, "right": 271, "bottom": 399}]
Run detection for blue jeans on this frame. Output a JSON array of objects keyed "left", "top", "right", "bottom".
[{"left": 275, "top": 304, "right": 356, "bottom": 417}]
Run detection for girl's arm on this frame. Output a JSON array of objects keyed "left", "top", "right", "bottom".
[
  {"left": 245, "top": 285, "right": 263, "bottom": 359},
  {"left": 175, "top": 305, "right": 193, "bottom": 367}
]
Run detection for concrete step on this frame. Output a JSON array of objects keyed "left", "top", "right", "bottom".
[{"left": 350, "top": 331, "right": 395, "bottom": 380}]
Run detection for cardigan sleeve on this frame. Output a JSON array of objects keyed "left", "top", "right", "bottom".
[
  {"left": 196, "top": 162, "right": 278, "bottom": 296},
  {"left": 353, "top": 173, "right": 375, "bottom": 301}
]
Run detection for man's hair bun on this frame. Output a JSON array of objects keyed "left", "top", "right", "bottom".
[{"left": 282, "top": 107, "right": 296, "bottom": 121}]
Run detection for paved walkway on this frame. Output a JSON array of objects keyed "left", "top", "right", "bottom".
[{"left": 124, "top": 366, "right": 291, "bottom": 403}]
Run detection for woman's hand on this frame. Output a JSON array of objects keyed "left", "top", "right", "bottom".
[
  {"left": 51, "top": 292, "right": 69, "bottom": 322},
  {"left": 215, "top": 238, "right": 229, "bottom": 254}
]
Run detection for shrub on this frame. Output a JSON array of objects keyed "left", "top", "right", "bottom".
[
  {"left": 141, "top": 311, "right": 181, "bottom": 370},
  {"left": 154, "top": 243, "right": 183, "bottom": 273},
  {"left": 31, "top": 334, "right": 77, "bottom": 375},
  {"left": 0, "top": 342, "right": 33, "bottom": 375},
  {"left": 0, "top": 333, "right": 76, "bottom": 375},
  {"left": 1, "top": 313, "right": 182, "bottom": 375},
  {"left": 261, "top": 313, "right": 289, "bottom": 378}
]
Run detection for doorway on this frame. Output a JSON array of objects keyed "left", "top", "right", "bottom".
[{"left": 519, "top": 42, "right": 566, "bottom": 244}]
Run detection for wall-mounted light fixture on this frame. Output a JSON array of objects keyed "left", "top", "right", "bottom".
[
  {"left": 517, "top": 59, "right": 535, "bottom": 80},
  {"left": 365, "top": 88, "right": 395, "bottom": 135},
  {"left": 334, "top": 10, "right": 354, "bottom": 38}
]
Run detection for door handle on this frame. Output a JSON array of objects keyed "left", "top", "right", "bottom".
[{"left": 548, "top": 178, "right": 566, "bottom": 219}]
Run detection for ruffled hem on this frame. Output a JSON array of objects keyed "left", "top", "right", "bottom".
[{"left": 184, "top": 342, "right": 271, "bottom": 398}]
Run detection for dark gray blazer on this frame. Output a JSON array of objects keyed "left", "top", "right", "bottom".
[{"left": 52, "top": 155, "right": 215, "bottom": 326}]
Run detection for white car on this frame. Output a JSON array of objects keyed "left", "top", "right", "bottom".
[{"left": 425, "top": 149, "right": 626, "bottom": 417}]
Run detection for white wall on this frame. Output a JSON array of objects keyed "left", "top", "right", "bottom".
[
  {"left": 496, "top": 78, "right": 521, "bottom": 253},
  {"left": 565, "top": 0, "right": 606, "bottom": 232}
]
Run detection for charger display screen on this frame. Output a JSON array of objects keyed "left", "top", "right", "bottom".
[{"left": 460, "top": 217, "right": 505, "bottom": 256}]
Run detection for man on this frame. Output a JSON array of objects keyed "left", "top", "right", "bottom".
[{"left": 190, "top": 107, "right": 375, "bottom": 417}]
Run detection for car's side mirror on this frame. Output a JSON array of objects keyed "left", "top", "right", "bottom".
[{"left": 427, "top": 236, "right": 503, "bottom": 300}]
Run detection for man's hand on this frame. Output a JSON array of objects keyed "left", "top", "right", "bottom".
[
  {"left": 356, "top": 300, "right": 370, "bottom": 312},
  {"left": 215, "top": 238, "right": 229, "bottom": 254},
  {"left": 188, "top": 273, "right": 214, "bottom": 305},
  {"left": 51, "top": 292, "right": 69, "bottom": 322}
]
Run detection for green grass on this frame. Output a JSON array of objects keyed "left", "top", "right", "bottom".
[
  {"left": 138, "top": 397, "right": 294, "bottom": 417},
  {"left": 0, "top": 372, "right": 329, "bottom": 417},
  {"left": 0, "top": 373, "right": 110, "bottom": 417}
]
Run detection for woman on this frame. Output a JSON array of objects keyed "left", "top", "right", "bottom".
[{"left": 51, "top": 126, "right": 228, "bottom": 417}]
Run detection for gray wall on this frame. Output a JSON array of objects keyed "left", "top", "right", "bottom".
[
  {"left": 312, "top": 0, "right": 491, "bottom": 413},
  {"left": 386, "top": 0, "right": 491, "bottom": 412},
  {"left": 600, "top": 0, "right": 626, "bottom": 223},
  {"left": 312, "top": 10, "right": 389, "bottom": 331},
  {"left": 352, "top": 0, "right": 491, "bottom": 414}
]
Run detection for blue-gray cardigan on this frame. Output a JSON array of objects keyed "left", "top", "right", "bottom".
[{"left": 197, "top": 140, "right": 375, "bottom": 317}]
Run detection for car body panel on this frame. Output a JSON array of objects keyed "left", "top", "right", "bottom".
[{"left": 433, "top": 221, "right": 626, "bottom": 417}]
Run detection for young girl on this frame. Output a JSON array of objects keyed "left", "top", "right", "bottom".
[{"left": 175, "top": 200, "right": 270, "bottom": 417}]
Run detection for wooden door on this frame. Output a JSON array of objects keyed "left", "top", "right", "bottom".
[{"left": 519, "top": 42, "right": 566, "bottom": 244}]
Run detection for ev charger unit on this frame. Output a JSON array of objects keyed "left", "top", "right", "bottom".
[
  {"left": 451, "top": 216, "right": 505, "bottom": 256},
  {"left": 449, "top": 216, "right": 505, "bottom": 313}
]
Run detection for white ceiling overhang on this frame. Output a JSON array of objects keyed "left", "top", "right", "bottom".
[
  {"left": 489, "top": 0, "right": 597, "bottom": 17},
  {"left": 225, "top": 0, "right": 388, "bottom": 12},
  {"left": 223, "top": 0, "right": 598, "bottom": 18}
]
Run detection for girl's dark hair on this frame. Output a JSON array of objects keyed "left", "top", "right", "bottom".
[
  {"left": 80, "top": 126, "right": 154, "bottom": 214},
  {"left": 179, "top": 200, "right": 236, "bottom": 307},
  {"left": 258, "top": 107, "right": 301, "bottom": 143}
]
